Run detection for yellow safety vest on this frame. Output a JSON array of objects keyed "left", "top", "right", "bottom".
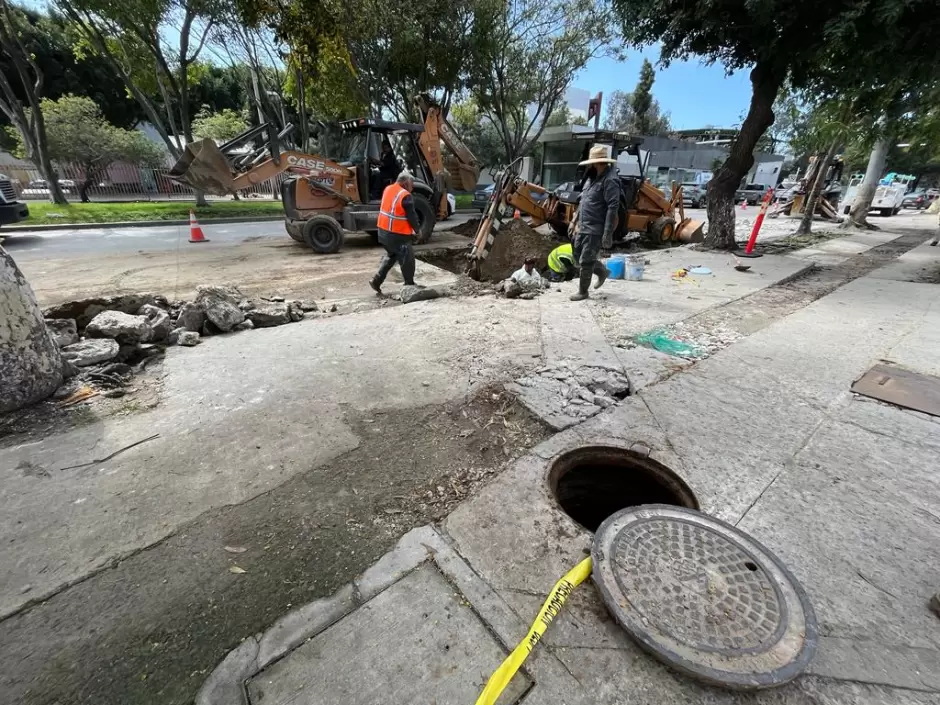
[{"left": 548, "top": 243, "right": 575, "bottom": 273}]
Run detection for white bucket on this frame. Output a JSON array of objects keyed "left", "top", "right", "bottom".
[{"left": 625, "top": 254, "right": 645, "bottom": 281}]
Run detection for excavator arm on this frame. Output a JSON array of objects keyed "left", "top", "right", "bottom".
[
  {"left": 168, "top": 123, "right": 356, "bottom": 199},
  {"left": 415, "top": 95, "right": 482, "bottom": 218}
]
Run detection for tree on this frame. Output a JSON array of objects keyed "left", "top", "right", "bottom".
[
  {"left": 8, "top": 95, "right": 166, "bottom": 201},
  {"left": 601, "top": 85, "right": 670, "bottom": 135},
  {"left": 613, "top": 0, "right": 940, "bottom": 249},
  {"left": 1, "top": 247, "right": 63, "bottom": 413},
  {"left": 449, "top": 98, "right": 505, "bottom": 170},
  {"left": 471, "top": 0, "right": 618, "bottom": 163},
  {"left": 192, "top": 106, "right": 247, "bottom": 141},
  {"left": 631, "top": 58, "right": 672, "bottom": 135},
  {"left": 0, "top": 0, "right": 68, "bottom": 204},
  {"left": 58, "top": 0, "right": 224, "bottom": 205}
]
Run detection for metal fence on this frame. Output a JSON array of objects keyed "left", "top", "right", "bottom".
[{"left": 0, "top": 159, "right": 288, "bottom": 202}]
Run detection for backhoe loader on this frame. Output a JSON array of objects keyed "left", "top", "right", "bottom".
[
  {"left": 169, "top": 96, "right": 480, "bottom": 254},
  {"left": 468, "top": 132, "right": 704, "bottom": 275}
]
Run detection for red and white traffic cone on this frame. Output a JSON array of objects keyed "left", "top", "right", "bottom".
[
  {"left": 188, "top": 210, "right": 209, "bottom": 243},
  {"left": 740, "top": 199, "right": 748, "bottom": 211}
]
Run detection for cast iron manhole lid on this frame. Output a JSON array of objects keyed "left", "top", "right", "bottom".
[{"left": 592, "top": 505, "right": 817, "bottom": 690}]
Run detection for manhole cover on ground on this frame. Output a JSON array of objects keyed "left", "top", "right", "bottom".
[{"left": 592, "top": 505, "right": 817, "bottom": 690}]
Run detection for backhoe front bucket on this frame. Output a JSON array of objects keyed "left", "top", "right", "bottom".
[
  {"left": 168, "top": 138, "right": 236, "bottom": 196},
  {"left": 677, "top": 217, "right": 705, "bottom": 243}
]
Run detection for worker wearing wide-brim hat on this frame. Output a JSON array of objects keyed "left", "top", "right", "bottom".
[{"left": 570, "top": 145, "right": 619, "bottom": 301}]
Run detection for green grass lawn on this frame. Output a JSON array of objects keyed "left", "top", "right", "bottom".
[
  {"left": 22, "top": 200, "right": 285, "bottom": 226},
  {"left": 22, "top": 193, "right": 478, "bottom": 226}
]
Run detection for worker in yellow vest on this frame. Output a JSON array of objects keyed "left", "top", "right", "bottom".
[
  {"left": 547, "top": 242, "right": 577, "bottom": 282},
  {"left": 370, "top": 171, "right": 422, "bottom": 294}
]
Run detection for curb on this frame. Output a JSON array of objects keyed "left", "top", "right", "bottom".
[
  {"left": 2, "top": 215, "right": 285, "bottom": 232},
  {"left": 3, "top": 210, "right": 479, "bottom": 233}
]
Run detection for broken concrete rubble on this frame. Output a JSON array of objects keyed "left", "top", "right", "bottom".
[
  {"left": 177, "top": 331, "right": 201, "bottom": 347},
  {"left": 247, "top": 302, "right": 291, "bottom": 328},
  {"left": 505, "top": 363, "right": 631, "bottom": 430},
  {"left": 138, "top": 304, "right": 171, "bottom": 342},
  {"left": 45, "top": 318, "right": 78, "bottom": 348},
  {"left": 60, "top": 339, "right": 120, "bottom": 367},
  {"left": 175, "top": 302, "right": 205, "bottom": 332},
  {"left": 85, "top": 311, "right": 151, "bottom": 343},
  {"left": 233, "top": 319, "right": 254, "bottom": 331},
  {"left": 42, "top": 293, "right": 158, "bottom": 329},
  {"left": 400, "top": 285, "right": 442, "bottom": 304},
  {"left": 195, "top": 285, "right": 245, "bottom": 332}
]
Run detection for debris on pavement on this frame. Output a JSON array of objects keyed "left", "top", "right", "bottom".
[
  {"left": 634, "top": 330, "right": 703, "bottom": 358},
  {"left": 60, "top": 338, "right": 120, "bottom": 367},
  {"left": 195, "top": 285, "right": 245, "bottom": 331},
  {"left": 45, "top": 318, "right": 78, "bottom": 347},
  {"left": 85, "top": 310, "right": 151, "bottom": 343},
  {"left": 400, "top": 285, "right": 442, "bottom": 304},
  {"left": 505, "top": 363, "right": 631, "bottom": 430}
]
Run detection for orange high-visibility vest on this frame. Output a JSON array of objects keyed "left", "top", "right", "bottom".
[{"left": 377, "top": 183, "right": 414, "bottom": 235}]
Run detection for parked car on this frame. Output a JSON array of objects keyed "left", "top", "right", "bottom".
[
  {"left": 901, "top": 190, "right": 935, "bottom": 209},
  {"left": 472, "top": 183, "right": 495, "bottom": 211},
  {"left": 0, "top": 175, "right": 29, "bottom": 227},
  {"left": 735, "top": 183, "right": 772, "bottom": 205},
  {"left": 21, "top": 178, "right": 74, "bottom": 197},
  {"left": 681, "top": 182, "right": 706, "bottom": 208}
]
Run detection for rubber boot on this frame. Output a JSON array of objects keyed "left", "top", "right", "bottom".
[
  {"left": 369, "top": 277, "right": 383, "bottom": 295},
  {"left": 569, "top": 269, "right": 592, "bottom": 301},
  {"left": 593, "top": 261, "right": 608, "bottom": 290}
]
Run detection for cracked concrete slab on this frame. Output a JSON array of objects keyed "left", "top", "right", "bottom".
[{"left": 0, "top": 298, "right": 542, "bottom": 618}]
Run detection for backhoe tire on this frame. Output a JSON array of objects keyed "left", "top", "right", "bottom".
[
  {"left": 412, "top": 194, "right": 436, "bottom": 244},
  {"left": 302, "top": 215, "right": 345, "bottom": 254},
  {"left": 649, "top": 216, "right": 676, "bottom": 243},
  {"left": 285, "top": 220, "right": 304, "bottom": 242}
]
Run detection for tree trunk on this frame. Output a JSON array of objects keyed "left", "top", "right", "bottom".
[
  {"left": 796, "top": 140, "right": 838, "bottom": 235},
  {"left": 845, "top": 136, "right": 889, "bottom": 229},
  {"left": 704, "top": 63, "right": 784, "bottom": 249},
  {"left": 0, "top": 247, "right": 63, "bottom": 412}
]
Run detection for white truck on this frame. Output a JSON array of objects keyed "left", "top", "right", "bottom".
[{"left": 841, "top": 173, "right": 916, "bottom": 217}]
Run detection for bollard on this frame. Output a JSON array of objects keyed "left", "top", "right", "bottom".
[{"left": 737, "top": 188, "right": 774, "bottom": 258}]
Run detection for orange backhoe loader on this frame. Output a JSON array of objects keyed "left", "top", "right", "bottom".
[
  {"left": 469, "top": 132, "right": 704, "bottom": 274},
  {"left": 168, "top": 96, "right": 480, "bottom": 254}
]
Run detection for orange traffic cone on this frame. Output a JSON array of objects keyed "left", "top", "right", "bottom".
[
  {"left": 513, "top": 208, "right": 521, "bottom": 219},
  {"left": 189, "top": 210, "right": 209, "bottom": 243}
]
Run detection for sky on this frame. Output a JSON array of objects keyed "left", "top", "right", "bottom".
[{"left": 574, "top": 46, "right": 754, "bottom": 131}]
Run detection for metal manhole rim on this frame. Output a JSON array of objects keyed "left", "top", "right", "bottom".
[{"left": 592, "top": 504, "right": 819, "bottom": 690}]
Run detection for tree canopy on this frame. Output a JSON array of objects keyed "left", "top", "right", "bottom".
[{"left": 602, "top": 60, "right": 671, "bottom": 136}]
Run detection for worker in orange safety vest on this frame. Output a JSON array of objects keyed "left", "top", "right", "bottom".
[{"left": 370, "top": 171, "right": 423, "bottom": 295}]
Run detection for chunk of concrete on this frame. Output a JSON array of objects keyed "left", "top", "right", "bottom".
[
  {"left": 60, "top": 339, "right": 120, "bottom": 367},
  {"left": 400, "top": 285, "right": 441, "bottom": 304},
  {"left": 246, "top": 302, "right": 291, "bottom": 327},
  {"left": 138, "top": 304, "right": 172, "bottom": 342},
  {"left": 42, "top": 293, "right": 157, "bottom": 328},
  {"left": 175, "top": 302, "right": 205, "bottom": 333},
  {"left": 176, "top": 331, "right": 201, "bottom": 347},
  {"left": 195, "top": 285, "right": 245, "bottom": 332},
  {"left": 45, "top": 318, "right": 78, "bottom": 347},
  {"left": 85, "top": 310, "right": 151, "bottom": 343}
]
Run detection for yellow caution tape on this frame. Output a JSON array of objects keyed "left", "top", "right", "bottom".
[{"left": 474, "top": 557, "right": 593, "bottom": 705}]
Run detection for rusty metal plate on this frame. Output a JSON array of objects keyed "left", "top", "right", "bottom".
[
  {"left": 592, "top": 505, "right": 817, "bottom": 690},
  {"left": 851, "top": 364, "right": 940, "bottom": 417}
]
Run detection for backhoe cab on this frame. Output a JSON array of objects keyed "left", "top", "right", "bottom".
[
  {"left": 469, "top": 132, "right": 704, "bottom": 273},
  {"left": 168, "top": 95, "right": 479, "bottom": 254}
]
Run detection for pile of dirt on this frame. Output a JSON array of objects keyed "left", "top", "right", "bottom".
[
  {"left": 475, "top": 219, "right": 558, "bottom": 282},
  {"left": 451, "top": 217, "right": 482, "bottom": 237}
]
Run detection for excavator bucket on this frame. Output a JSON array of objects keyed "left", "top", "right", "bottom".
[
  {"left": 168, "top": 138, "right": 236, "bottom": 196},
  {"left": 677, "top": 217, "right": 705, "bottom": 243}
]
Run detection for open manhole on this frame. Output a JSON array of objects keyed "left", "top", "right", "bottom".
[{"left": 549, "top": 445, "right": 698, "bottom": 532}]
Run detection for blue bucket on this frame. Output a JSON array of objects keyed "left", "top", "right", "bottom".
[{"left": 605, "top": 256, "right": 626, "bottom": 280}]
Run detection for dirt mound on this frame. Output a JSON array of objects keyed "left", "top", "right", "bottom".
[
  {"left": 475, "top": 219, "right": 558, "bottom": 281},
  {"left": 451, "top": 217, "right": 482, "bottom": 237}
]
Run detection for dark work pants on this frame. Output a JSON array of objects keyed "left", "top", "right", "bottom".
[
  {"left": 373, "top": 230, "right": 416, "bottom": 286},
  {"left": 573, "top": 230, "right": 607, "bottom": 278}
]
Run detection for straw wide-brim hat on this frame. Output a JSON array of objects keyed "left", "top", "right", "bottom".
[{"left": 578, "top": 145, "right": 617, "bottom": 166}]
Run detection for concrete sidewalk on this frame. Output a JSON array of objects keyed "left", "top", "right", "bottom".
[{"left": 198, "top": 239, "right": 940, "bottom": 704}]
